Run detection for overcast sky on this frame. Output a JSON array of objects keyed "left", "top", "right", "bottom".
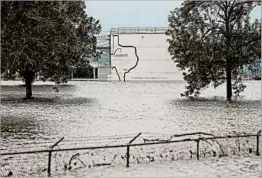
[{"left": 86, "top": 1, "right": 261, "bottom": 32}]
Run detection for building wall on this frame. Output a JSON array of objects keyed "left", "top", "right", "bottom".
[
  {"left": 241, "top": 62, "right": 261, "bottom": 79},
  {"left": 98, "top": 66, "right": 111, "bottom": 79},
  {"left": 110, "top": 33, "right": 183, "bottom": 81},
  {"left": 97, "top": 53, "right": 110, "bottom": 66}
]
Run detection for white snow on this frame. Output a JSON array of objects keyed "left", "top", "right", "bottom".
[{"left": 54, "top": 155, "right": 261, "bottom": 178}]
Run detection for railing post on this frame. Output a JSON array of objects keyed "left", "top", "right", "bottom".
[
  {"left": 196, "top": 139, "right": 200, "bottom": 160},
  {"left": 256, "top": 130, "right": 261, "bottom": 156},
  {"left": 126, "top": 133, "right": 142, "bottom": 168},
  {"left": 47, "top": 137, "right": 64, "bottom": 176}
]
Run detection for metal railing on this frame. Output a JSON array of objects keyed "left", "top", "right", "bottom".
[{"left": 111, "top": 27, "right": 170, "bottom": 34}]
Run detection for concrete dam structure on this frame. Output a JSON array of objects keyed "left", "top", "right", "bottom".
[{"left": 109, "top": 27, "right": 183, "bottom": 81}]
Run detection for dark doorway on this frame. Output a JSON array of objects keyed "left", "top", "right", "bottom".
[{"left": 95, "top": 68, "right": 98, "bottom": 78}]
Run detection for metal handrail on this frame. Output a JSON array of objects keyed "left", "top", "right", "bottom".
[{"left": 111, "top": 27, "right": 170, "bottom": 34}]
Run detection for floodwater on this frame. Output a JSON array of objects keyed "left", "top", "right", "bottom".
[{"left": 0, "top": 80, "right": 261, "bottom": 177}]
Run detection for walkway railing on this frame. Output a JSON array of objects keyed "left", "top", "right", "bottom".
[
  {"left": 1, "top": 130, "right": 261, "bottom": 177},
  {"left": 111, "top": 27, "right": 170, "bottom": 34}
]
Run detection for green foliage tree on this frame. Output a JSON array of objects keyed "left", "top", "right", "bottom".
[
  {"left": 166, "top": 1, "right": 261, "bottom": 101},
  {"left": 1, "top": 1, "right": 101, "bottom": 99}
]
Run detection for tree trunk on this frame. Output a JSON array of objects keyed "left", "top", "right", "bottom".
[
  {"left": 226, "top": 65, "right": 232, "bottom": 101},
  {"left": 25, "top": 78, "right": 32, "bottom": 99},
  {"left": 24, "top": 70, "right": 34, "bottom": 99},
  {"left": 225, "top": 11, "right": 232, "bottom": 102}
]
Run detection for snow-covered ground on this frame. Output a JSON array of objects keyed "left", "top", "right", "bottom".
[
  {"left": 53, "top": 155, "right": 261, "bottom": 178},
  {"left": 1, "top": 80, "right": 261, "bottom": 177}
]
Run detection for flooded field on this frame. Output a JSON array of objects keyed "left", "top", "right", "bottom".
[{"left": 0, "top": 80, "right": 261, "bottom": 177}]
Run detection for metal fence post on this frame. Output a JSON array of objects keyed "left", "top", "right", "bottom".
[
  {"left": 126, "top": 145, "right": 130, "bottom": 167},
  {"left": 256, "top": 130, "right": 261, "bottom": 156},
  {"left": 126, "top": 133, "right": 142, "bottom": 168},
  {"left": 196, "top": 139, "right": 200, "bottom": 160},
  {"left": 47, "top": 137, "right": 64, "bottom": 176},
  {"left": 47, "top": 150, "right": 52, "bottom": 176}
]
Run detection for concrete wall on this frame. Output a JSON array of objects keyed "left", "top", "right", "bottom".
[
  {"left": 98, "top": 66, "right": 111, "bottom": 79},
  {"left": 110, "top": 33, "right": 183, "bottom": 81}
]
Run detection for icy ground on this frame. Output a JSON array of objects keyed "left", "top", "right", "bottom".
[
  {"left": 53, "top": 155, "right": 261, "bottom": 178},
  {"left": 1, "top": 80, "right": 261, "bottom": 177}
]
